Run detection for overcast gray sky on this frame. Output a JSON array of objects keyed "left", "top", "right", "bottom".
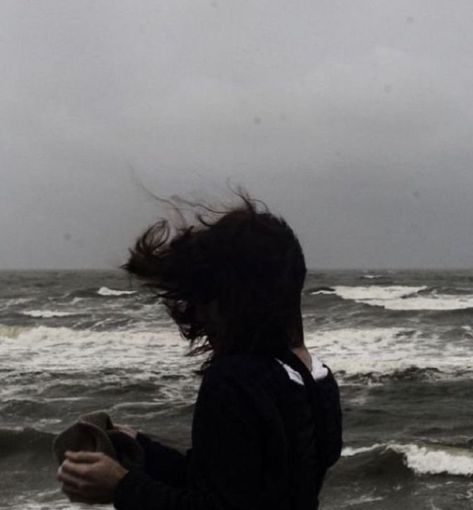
[{"left": 1, "top": 0, "right": 473, "bottom": 270}]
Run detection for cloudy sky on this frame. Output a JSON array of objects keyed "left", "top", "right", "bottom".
[{"left": 1, "top": 0, "right": 473, "bottom": 270}]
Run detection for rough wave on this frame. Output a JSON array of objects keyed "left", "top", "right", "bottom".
[
  {"left": 0, "top": 325, "right": 198, "bottom": 374},
  {"left": 305, "top": 327, "right": 473, "bottom": 381},
  {"left": 97, "top": 287, "right": 136, "bottom": 297},
  {"left": 342, "top": 443, "right": 473, "bottom": 477},
  {"left": 21, "top": 310, "right": 76, "bottom": 318},
  {"left": 339, "top": 366, "right": 456, "bottom": 384},
  {"left": 307, "top": 286, "right": 336, "bottom": 295},
  {"left": 2, "top": 324, "right": 472, "bottom": 382},
  {"left": 0, "top": 427, "right": 54, "bottom": 459},
  {"left": 0, "top": 324, "right": 28, "bottom": 339},
  {"left": 1, "top": 297, "right": 32, "bottom": 307},
  {"left": 4, "top": 426, "right": 471, "bottom": 479},
  {"left": 313, "top": 285, "right": 473, "bottom": 311}
]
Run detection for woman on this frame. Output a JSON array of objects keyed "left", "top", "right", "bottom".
[{"left": 57, "top": 192, "right": 342, "bottom": 509}]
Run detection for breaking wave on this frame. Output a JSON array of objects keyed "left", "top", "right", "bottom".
[
  {"left": 97, "top": 287, "right": 136, "bottom": 297},
  {"left": 305, "top": 327, "right": 473, "bottom": 381},
  {"left": 0, "top": 427, "right": 55, "bottom": 459},
  {"left": 3, "top": 426, "right": 471, "bottom": 479},
  {"left": 0, "top": 325, "right": 198, "bottom": 374},
  {"left": 342, "top": 443, "right": 473, "bottom": 477},
  {"left": 2, "top": 324, "right": 472, "bottom": 382},
  {"left": 312, "top": 285, "right": 473, "bottom": 311},
  {"left": 21, "top": 310, "right": 76, "bottom": 318}
]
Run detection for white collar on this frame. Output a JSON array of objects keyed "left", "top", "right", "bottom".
[{"left": 276, "top": 353, "right": 329, "bottom": 385}]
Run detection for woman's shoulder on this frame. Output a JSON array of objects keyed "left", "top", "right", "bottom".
[
  {"left": 193, "top": 354, "right": 284, "bottom": 426},
  {"left": 198, "top": 353, "right": 291, "bottom": 404},
  {"left": 203, "top": 353, "right": 277, "bottom": 384},
  {"left": 202, "top": 351, "right": 332, "bottom": 386}
]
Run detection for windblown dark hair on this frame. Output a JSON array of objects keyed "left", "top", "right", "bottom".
[{"left": 123, "top": 189, "right": 306, "bottom": 368}]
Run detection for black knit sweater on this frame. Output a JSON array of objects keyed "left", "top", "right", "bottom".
[{"left": 113, "top": 350, "right": 342, "bottom": 510}]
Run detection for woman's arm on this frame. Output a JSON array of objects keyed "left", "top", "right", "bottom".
[
  {"left": 113, "top": 424, "right": 191, "bottom": 487},
  {"left": 58, "top": 362, "right": 267, "bottom": 510},
  {"left": 113, "top": 365, "right": 264, "bottom": 510},
  {"left": 135, "top": 433, "right": 191, "bottom": 487}
]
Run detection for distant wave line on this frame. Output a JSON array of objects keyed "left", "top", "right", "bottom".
[{"left": 311, "top": 285, "right": 473, "bottom": 310}]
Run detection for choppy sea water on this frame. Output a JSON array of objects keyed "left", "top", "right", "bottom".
[{"left": 1, "top": 270, "right": 472, "bottom": 510}]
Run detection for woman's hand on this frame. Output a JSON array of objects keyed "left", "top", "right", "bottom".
[{"left": 57, "top": 450, "right": 128, "bottom": 504}]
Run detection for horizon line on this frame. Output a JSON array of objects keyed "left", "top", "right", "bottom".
[{"left": 0, "top": 266, "right": 472, "bottom": 273}]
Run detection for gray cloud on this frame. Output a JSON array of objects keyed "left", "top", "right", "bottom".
[{"left": 1, "top": 0, "right": 473, "bottom": 269}]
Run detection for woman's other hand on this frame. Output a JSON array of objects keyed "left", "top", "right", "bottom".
[{"left": 57, "top": 450, "right": 128, "bottom": 504}]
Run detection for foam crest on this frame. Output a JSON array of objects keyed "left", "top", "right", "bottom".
[
  {"left": 97, "top": 287, "right": 136, "bottom": 296},
  {"left": 313, "top": 285, "right": 426, "bottom": 300},
  {"left": 326, "top": 285, "right": 473, "bottom": 310},
  {"left": 342, "top": 444, "right": 384, "bottom": 457},
  {"left": 0, "top": 325, "right": 197, "bottom": 374},
  {"left": 306, "top": 327, "right": 473, "bottom": 379},
  {"left": 2, "top": 324, "right": 471, "bottom": 382},
  {"left": 394, "top": 444, "right": 473, "bottom": 476},
  {"left": 2, "top": 297, "right": 32, "bottom": 307},
  {"left": 343, "top": 443, "right": 473, "bottom": 477},
  {"left": 6, "top": 496, "right": 79, "bottom": 510},
  {"left": 21, "top": 310, "right": 76, "bottom": 318}
]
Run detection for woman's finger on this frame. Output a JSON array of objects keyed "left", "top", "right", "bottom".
[
  {"left": 57, "top": 465, "right": 88, "bottom": 489},
  {"left": 65, "top": 450, "right": 104, "bottom": 463},
  {"left": 61, "top": 459, "right": 89, "bottom": 478}
]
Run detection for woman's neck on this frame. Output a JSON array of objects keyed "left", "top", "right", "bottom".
[
  {"left": 287, "top": 310, "right": 311, "bottom": 370},
  {"left": 290, "top": 345, "right": 312, "bottom": 372}
]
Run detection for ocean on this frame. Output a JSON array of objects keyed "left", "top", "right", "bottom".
[{"left": 1, "top": 270, "right": 472, "bottom": 509}]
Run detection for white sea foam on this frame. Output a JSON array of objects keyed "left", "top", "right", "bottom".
[
  {"left": 21, "top": 310, "right": 76, "bottom": 318},
  {"left": 0, "top": 325, "right": 196, "bottom": 374},
  {"left": 317, "top": 285, "right": 473, "bottom": 310},
  {"left": 311, "top": 285, "right": 425, "bottom": 300},
  {"left": 396, "top": 444, "right": 473, "bottom": 476},
  {"left": 305, "top": 327, "right": 473, "bottom": 379},
  {"left": 0, "top": 324, "right": 26, "bottom": 339},
  {"left": 346, "top": 495, "right": 385, "bottom": 505},
  {"left": 97, "top": 287, "right": 136, "bottom": 296},
  {"left": 10, "top": 491, "right": 96, "bottom": 510},
  {"left": 0, "top": 325, "right": 202, "bottom": 403},
  {"left": 343, "top": 443, "right": 473, "bottom": 477},
  {"left": 1, "top": 324, "right": 471, "bottom": 382},
  {"left": 3, "top": 297, "right": 32, "bottom": 307},
  {"left": 399, "top": 445, "right": 473, "bottom": 476},
  {"left": 342, "top": 444, "right": 385, "bottom": 457}
]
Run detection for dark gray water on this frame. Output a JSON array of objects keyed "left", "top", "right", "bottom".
[{"left": 1, "top": 270, "right": 472, "bottom": 509}]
